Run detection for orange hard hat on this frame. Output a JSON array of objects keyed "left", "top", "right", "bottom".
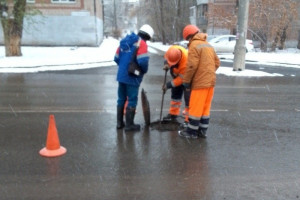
[
  {"left": 182, "top": 24, "right": 199, "bottom": 40},
  {"left": 164, "top": 47, "right": 182, "bottom": 66}
]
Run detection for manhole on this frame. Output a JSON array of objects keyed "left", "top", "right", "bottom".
[{"left": 149, "top": 120, "right": 182, "bottom": 131}]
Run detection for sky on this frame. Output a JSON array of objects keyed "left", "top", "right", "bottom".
[{"left": 0, "top": 37, "right": 299, "bottom": 76}]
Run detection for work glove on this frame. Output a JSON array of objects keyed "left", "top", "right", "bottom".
[
  {"left": 163, "top": 60, "right": 169, "bottom": 72},
  {"left": 162, "top": 81, "right": 173, "bottom": 94}
]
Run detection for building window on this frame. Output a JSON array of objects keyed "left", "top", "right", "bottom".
[
  {"left": 51, "top": 0, "right": 76, "bottom": 3},
  {"left": 198, "top": 4, "right": 208, "bottom": 17},
  {"left": 190, "top": 6, "right": 196, "bottom": 18},
  {"left": 27, "top": 0, "right": 35, "bottom": 3}
]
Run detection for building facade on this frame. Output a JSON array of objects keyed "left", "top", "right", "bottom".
[
  {"left": 190, "top": 0, "right": 237, "bottom": 35},
  {"left": 0, "top": 0, "right": 104, "bottom": 46},
  {"left": 190, "top": 0, "right": 300, "bottom": 47}
]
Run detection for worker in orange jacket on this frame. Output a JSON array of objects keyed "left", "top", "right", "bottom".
[
  {"left": 178, "top": 25, "right": 220, "bottom": 139},
  {"left": 162, "top": 45, "right": 190, "bottom": 125}
]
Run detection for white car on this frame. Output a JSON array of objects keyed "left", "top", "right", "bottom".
[{"left": 208, "top": 35, "right": 254, "bottom": 53}]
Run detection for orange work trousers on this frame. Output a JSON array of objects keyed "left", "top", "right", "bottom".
[{"left": 189, "top": 87, "right": 214, "bottom": 120}]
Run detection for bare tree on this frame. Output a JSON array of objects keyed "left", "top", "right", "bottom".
[
  {"left": 103, "top": 0, "right": 123, "bottom": 38},
  {"left": 0, "top": 0, "right": 26, "bottom": 57},
  {"left": 206, "top": 0, "right": 299, "bottom": 51},
  {"left": 139, "top": 0, "right": 192, "bottom": 44},
  {"left": 207, "top": 1, "right": 237, "bottom": 34},
  {"left": 249, "top": 0, "right": 298, "bottom": 51}
]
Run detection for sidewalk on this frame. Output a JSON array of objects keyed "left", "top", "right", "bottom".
[
  {"left": 148, "top": 42, "right": 300, "bottom": 68},
  {"left": 0, "top": 38, "right": 299, "bottom": 73}
]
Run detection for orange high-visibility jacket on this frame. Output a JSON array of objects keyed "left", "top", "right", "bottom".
[
  {"left": 169, "top": 45, "right": 188, "bottom": 87},
  {"left": 183, "top": 33, "right": 220, "bottom": 89}
]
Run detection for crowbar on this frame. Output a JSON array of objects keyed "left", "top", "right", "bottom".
[{"left": 159, "top": 69, "right": 168, "bottom": 123}]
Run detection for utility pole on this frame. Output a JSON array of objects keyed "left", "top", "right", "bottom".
[{"left": 233, "top": 0, "right": 249, "bottom": 71}]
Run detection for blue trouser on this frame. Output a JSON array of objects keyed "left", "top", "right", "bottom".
[
  {"left": 117, "top": 82, "right": 139, "bottom": 108},
  {"left": 171, "top": 85, "right": 190, "bottom": 107}
]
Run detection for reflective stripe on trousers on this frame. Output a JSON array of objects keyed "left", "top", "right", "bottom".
[
  {"left": 187, "top": 87, "right": 214, "bottom": 132},
  {"left": 183, "top": 107, "right": 189, "bottom": 122},
  {"left": 169, "top": 100, "right": 181, "bottom": 116}
]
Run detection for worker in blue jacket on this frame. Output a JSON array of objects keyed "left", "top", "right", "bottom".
[{"left": 114, "top": 24, "right": 154, "bottom": 131}]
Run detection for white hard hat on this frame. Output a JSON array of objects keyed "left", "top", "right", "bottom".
[{"left": 139, "top": 24, "right": 154, "bottom": 39}]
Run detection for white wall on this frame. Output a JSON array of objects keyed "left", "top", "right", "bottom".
[{"left": 0, "top": 15, "right": 103, "bottom": 46}]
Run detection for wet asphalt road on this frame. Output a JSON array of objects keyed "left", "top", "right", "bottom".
[{"left": 0, "top": 53, "right": 300, "bottom": 200}]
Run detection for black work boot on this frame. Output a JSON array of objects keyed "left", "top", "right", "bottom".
[
  {"left": 197, "top": 128, "right": 207, "bottom": 138},
  {"left": 198, "top": 117, "right": 209, "bottom": 138},
  {"left": 116, "top": 106, "right": 125, "bottom": 129},
  {"left": 179, "top": 121, "right": 189, "bottom": 129},
  {"left": 125, "top": 107, "right": 140, "bottom": 131},
  {"left": 178, "top": 128, "right": 198, "bottom": 139},
  {"left": 162, "top": 114, "right": 178, "bottom": 122}
]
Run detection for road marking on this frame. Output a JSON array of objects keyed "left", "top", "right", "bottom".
[
  {"left": 9, "top": 104, "right": 17, "bottom": 116},
  {"left": 155, "top": 108, "right": 229, "bottom": 112},
  {"left": 155, "top": 108, "right": 169, "bottom": 112},
  {"left": 250, "top": 109, "right": 275, "bottom": 112},
  {"left": 274, "top": 131, "right": 279, "bottom": 144},
  {"left": 3, "top": 108, "right": 300, "bottom": 113},
  {"left": 266, "top": 85, "right": 270, "bottom": 92},
  {"left": 0, "top": 108, "right": 115, "bottom": 114},
  {"left": 211, "top": 109, "right": 229, "bottom": 112},
  {"left": 217, "top": 86, "right": 266, "bottom": 89}
]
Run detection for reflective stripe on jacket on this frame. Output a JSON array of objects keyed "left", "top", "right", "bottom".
[{"left": 114, "top": 32, "right": 149, "bottom": 87}]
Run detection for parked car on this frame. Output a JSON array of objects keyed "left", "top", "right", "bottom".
[
  {"left": 174, "top": 35, "right": 218, "bottom": 49},
  {"left": 208, "top": 35, "right": 254, "bottom": 53},
  {"left": 207, "top": 35, "right": 219, "bottom": 42},
  {"left": 174, "top": 40, "right": 189, "bottom": 49}
]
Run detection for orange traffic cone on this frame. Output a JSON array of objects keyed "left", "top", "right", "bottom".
[{"left": 39, "top": 115, "right": 67, "bottom": 157}]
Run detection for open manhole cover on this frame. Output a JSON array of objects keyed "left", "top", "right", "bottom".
[{"left": 149, "top": 120, "right": 183, "bottom": 131}]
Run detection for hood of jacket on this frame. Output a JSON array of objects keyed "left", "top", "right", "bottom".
[
  {"left": 190, "top": 32, "right": 208, "bottom": 43},
  {"left": 120, "top": 32, "right": 139, "bottom": 51}
]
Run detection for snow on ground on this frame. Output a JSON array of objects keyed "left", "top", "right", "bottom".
[
  {"left": 0, "top": 37, "right": 299, "bottom": 76},
  {"left": 219, "top": 50, "right": 300, "bottom": 68},
  {"left": 0, "top": 37, "right": 119, "bottom": 73}
]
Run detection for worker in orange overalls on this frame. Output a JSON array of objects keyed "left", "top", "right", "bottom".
[
  {"left": 162, "top": 45, "right": 190, "bottom": 125},
  {"left": 178, "top": 25, "right": 220, "bottom": 139}
]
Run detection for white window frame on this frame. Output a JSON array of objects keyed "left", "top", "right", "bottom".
[{"left": 51, "top": 0, "right": 76, "bottom": 3}]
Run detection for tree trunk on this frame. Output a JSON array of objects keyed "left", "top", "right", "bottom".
[
  {"left": 0, "top": 0, "right": 26, "bottom": 57},
  {"left": 279, "top": 26, "right": 287, "bottom": 50},
  {"left": 271, "top": 32, "right": 280, "bottom": 51},
  {"left": 297, "top": 30, "right": 300, "bottom": 49},
  {"left": 159, "top": 0, "right": 166, "bottom": 44},
  {"left": 112, "top": 0, "right": 119, "bottom": 38},
  {"left": 260, "top": 32, "right": 268, "bottom": 52},
  {"left": 176, "top": 0, "right": 181, "bottom": 41},
  {"left": 1, "top": 19, "right": 22, "bottom": 56}
]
